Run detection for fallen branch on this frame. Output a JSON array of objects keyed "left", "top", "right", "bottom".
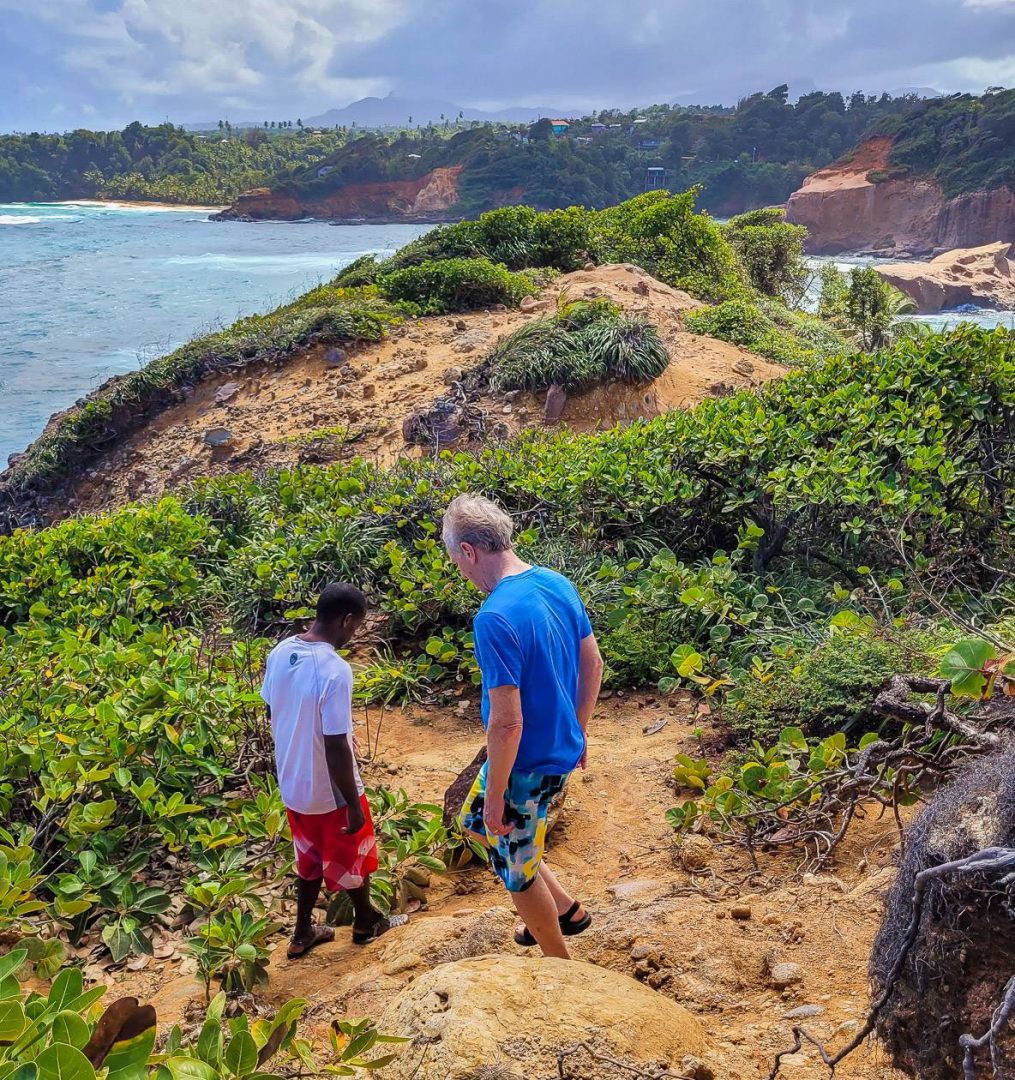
[{"left": 557, "top": 1042, "right": 693, "bottom": 1080}]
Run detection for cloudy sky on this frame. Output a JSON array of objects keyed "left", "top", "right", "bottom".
[{"left": 2, "top": 0, "right": 1014, "bottom": 131}]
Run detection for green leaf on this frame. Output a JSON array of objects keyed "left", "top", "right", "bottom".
[
  {"left": 939, "top": 637, "right": 995, "bottom": 697},
  {"left": 0, "top": 951, "right": 29, "bottom": 985},
  {"left": 36, "top": 1044, "right": 97, "bottom": 1080},
  {"left": 0, "top": 1000, "right": 28, "bottom": 1042},
  {"left": 102, "top": 1025, "right": 156, "bottom": 1080},
  {"left": 196, "top": 1019, "right": 222, "bottom": 1068},
  {"left": 779, "top": 727, "right": 808, "bottom": 751},
  {"left": 52, "top": 1011, "right": 91, "bottom": 1049},
  {"left": 165, "top": 1058, "right": 219, "bottom": 1080},
  {"left": 223, "top": 1031, "right": 258, "bottom": 1079}
]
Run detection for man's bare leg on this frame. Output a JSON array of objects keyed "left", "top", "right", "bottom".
[
  {"left": 511, "top": 873, "right": 569, "bottom": 958},
  {"left": 515, "top": 864, "right": 587, "bottom": 938}
]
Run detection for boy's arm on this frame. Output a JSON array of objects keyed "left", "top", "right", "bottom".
[
  {"left": 324, "top": 735, "right": 365, "bottom": 834},
  {"left": 321, "top": 666, "right": 363, "bottom": 834}
]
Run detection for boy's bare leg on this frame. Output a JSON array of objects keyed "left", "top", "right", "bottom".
[{"left": 289, "top": 875, "right": 334, "bottom": 956}]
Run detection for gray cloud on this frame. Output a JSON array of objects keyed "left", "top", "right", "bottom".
[{"left": 2, "top": 0, "right": 1014, "bottom": 131}]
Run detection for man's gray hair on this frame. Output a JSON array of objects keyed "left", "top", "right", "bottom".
[{"left": 442, "top": 494, "right": 514, "bottom": 555}]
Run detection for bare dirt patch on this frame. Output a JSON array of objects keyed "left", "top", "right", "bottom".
[
  {"left": 67, "top": 264, "right": 783, "bottom": 515},
  {"left": 95, "top": 692, "right": 906, "bottom": 1080}
]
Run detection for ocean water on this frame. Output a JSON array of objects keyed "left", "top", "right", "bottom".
[
  {"left": 0, "top": 202, "right": 426, "bottom": 465},
  {"left": 804, "top": 255, "right": 1015, "bottom": 332}
]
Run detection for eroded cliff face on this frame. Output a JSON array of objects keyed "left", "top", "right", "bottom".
[
  {"left": 786, "top": 138, "right": 1015, "bottom": 255},
  {"left": 213, "top": 166, "right": 465, "bottom": 222}
]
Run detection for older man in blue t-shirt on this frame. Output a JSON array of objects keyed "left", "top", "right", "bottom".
[{"left": 443, "top": 493, "right": 604, "bottom": 958}]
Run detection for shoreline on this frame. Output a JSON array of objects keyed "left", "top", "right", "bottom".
[
  {"left": 0, "top": 199, "right": 227, "bottom": 213},
  {"left": 61, "top": 199, "right": 228, "bottom": 213}
]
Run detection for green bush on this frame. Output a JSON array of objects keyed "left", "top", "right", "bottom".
[
  {"left": 594, "top": 188, "right": 748, "bottom": 302},
  {"left": 722, "top": 627, "right": 936, "bottom": 743},
  {"left": 684, "top": 299, "right": 806, "bottom": 364},
  {"left": 723, "top": 207, "right": 808, "bottom": 303},
  {"left": 378, "top": 257, "right": 538, "bottom": 314},
  {"left": 484, "top": 301, "right": 669, "bottom": 393}
]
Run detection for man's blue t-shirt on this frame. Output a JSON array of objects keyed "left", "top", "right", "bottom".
[{"left": 473, "top": 566, "right": 593, "bottom": 775}]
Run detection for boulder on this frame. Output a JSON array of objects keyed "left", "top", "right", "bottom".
[
  {"left": 877, "top": 242, "right": 1015, "bottom": 313},
  {"left": 377, "top": 955, "right": 748, "bottom": 1079}
]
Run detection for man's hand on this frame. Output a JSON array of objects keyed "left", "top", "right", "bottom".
[
  {"left": 344, "top": 799, "right": 366, "bottom": 835},
  {"left": 579, "top": 744, "right": 588, "bottom": 770},
  {"left": 483, "top": 793, "right": 512, "bottom": 837}
]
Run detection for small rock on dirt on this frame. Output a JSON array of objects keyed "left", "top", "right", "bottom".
[
  {"left": 677, "top": 834, "right": 714, "bottom": 873},
  {"left": 732, "top": 358, "right": 756, "bottom": 377},
  {"left": 681, "top": 1056, "right": 715, "bottom": 1080},
  {"left": 783, "top": 1004, "right": 825, "bottom": 1019},
  {"left": 583, "top": 261, "right": 596, "bottom": 271},
  {"left": 383, "top": 952, "right": 423, "bottom": 976},
  {"left": 608, "top": 879, "right": 666, "bottom": 902},
  {"left": 454, "top": 319, "right": 467, "bottom": 330},
  {"left": 519, "top": 295, "right": 539, "bottom": 312},
  {"left": 214, "top": 381, "right": 240, "bottom": 404},
  {"left": 767, "top": 961, "right": 804, "bottom": 990},
  {"left": 632, "top": 279, "right": 650, "bottom": 296},
  {"left": 324, "top": 347, "right": 347, "bottom": 367},
  {"left": 362, "top": 383, "right": 376, "bottom": 399},
  {"left": 203, "top": 427, "right": 233, "bottom": 448},
  {"left": 442, "top": 366, "right": 464, "bottom": 385},
  {"left": 543, "top": 382, "right": 567, "bottom": 423},
  {"left": 730, "top": 904, "right": 752, "bottom": 920}
]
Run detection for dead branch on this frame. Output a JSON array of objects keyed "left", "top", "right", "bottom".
[
  {"left": 874, "top": 675, "right": 1001, "bottom": 751},
  {"left": 557, "top": 1042, "right": 693, "bottom": 1080}
]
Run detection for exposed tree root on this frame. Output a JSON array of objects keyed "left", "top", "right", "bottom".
[{"left": 769, "top": 846, "right": 1015, "bottom": 1079}]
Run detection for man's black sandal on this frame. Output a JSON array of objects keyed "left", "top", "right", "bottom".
[{"left": 513, "top": 901, "right": 592, "bottom": 948}]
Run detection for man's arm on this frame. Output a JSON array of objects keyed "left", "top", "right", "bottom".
[
  {"left": 324, "top": 735, "right": 365, "bottom": 834},
  {"left": 483, "top": 685, "right": 524, "bottom": 837},
  {"left": 576, "top": 634, "right": 604, "bottom": 768}
]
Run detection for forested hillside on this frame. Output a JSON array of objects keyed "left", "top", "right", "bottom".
[
  {"left": 2, "top": 87, "right": 918, "bottom": 212},
  {"left": 873, "top": 87, "right": 1015, "bottom": 195},
  {"left": 0, "top": 122, "right": 347, "bottom": 203}
]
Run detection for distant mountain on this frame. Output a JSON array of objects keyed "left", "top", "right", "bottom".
[{"left": 304, "top": 94, "right": 567, "bottom": 129}]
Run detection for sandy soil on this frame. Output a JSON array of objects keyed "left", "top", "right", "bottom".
[
  {"left": 66, "top": 263, "right": 784, "bottom": 514},
  {"left": 90, "top": 692, "right": 906, "bottom": 1080}
]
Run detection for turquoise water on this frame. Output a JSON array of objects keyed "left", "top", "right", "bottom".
[
  {"left": 0, "top": 202, "right": 426, "bottom": 465},
  {"left": 805, "top": 256, "right": 1015, "bottom": 332}
]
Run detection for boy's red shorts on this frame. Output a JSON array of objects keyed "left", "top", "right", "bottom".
[{"left": 286, "top": 794, "right": 379, "bottom": 892}]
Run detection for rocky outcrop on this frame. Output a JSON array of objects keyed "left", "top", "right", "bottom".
[
  {"left": 877, "top": 243, "right": 1015, "bottom": 312},
  {"left": 378, "top": 954, "right": 748, "bottom": 1079},
  {"left": 786, "top": 138, "right": 1015, "bottom": 255},
  {"left": 212, "top": 166, "right": 464, "bottom": 222}
]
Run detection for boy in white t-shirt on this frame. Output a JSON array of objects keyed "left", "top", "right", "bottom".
[{"left": 261, "top": 582, "right": 406, "bottom": 957}]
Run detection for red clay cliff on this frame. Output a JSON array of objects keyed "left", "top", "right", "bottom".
[
  {"left": 786, "top": 138, "right": 1015, "bottom": 256},
  {"left": 213, "top": 166, "right": 464, "bottom": 222}
]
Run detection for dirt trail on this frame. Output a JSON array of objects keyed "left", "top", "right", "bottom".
[
  {"left": 130, "top": 693, "right": 905, "bottom": 1080},
  {"left": 68, "top": 264, "right": 783, "bottom": 515}
]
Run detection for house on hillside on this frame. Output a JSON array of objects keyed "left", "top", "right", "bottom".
[
  {"left": 639, "top": 139, "right": 661, "bottom": 150},
  {"left": 550, "top": 119, "right": 570, "bottom": 135},
  {"left": 590, "top": 123, "right": 606, "bottom": 133}
]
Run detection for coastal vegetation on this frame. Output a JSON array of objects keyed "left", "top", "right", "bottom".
[
  {"left": 873, "top": 86, "right": 1015, "bottom": 198},
  {"left": 1, "top": 187, "right": 1013, "bottom": 1077},
  {"left": 0, "top": 122, "right": 349, "bottom": 204},
  {"left": 2, "top": 87, "right": 924, "bottom": 212}
]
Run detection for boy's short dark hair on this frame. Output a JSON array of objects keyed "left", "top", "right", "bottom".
[{"left": 317, "top": 582, "right": 367, "bottom": 622}]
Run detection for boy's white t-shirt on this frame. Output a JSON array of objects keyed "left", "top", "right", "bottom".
[{"left": 260, "top": 635, "right": 364, "bottom": 814}]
